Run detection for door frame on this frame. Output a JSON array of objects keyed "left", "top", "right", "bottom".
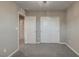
[{"left": 18, "top": 12, "right": 25, "bottom": 49}]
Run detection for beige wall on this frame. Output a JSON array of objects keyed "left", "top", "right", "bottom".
[
  {"left": 26, "top": 11, "right": 66, "bottom": 43},
  {"left": 66, "top": 2, "right": 79, "bottom": 54},
  {"left": 0, "top": 1, "right": 25, "bottom": 57}
]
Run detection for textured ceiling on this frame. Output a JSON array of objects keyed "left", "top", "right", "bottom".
[{"left": 16, "top": 1, "right": 74, "bottom": 11}]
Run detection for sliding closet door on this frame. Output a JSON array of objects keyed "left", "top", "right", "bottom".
[
  {"left": 24, "top": 16, "right": 36, "bottom": 44},
  {"left": 40, "top": 17, "right": 60, "bottom": 43}
]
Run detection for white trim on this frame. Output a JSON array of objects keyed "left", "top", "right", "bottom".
[
  {"left": 25, "top": 42, "right": 61, "bottom": 44},
  {"left": 25, "top": 42, "right": 62, "bottom": 44},
  {"left": 25, "top": 42, "right": 40, "bottom": 44},
  {"left": 36, "top": 42, "right": 40, "bottom": 44},
  {"left": 18, "top": 11, "right": 25, "bottom": 49},
  {"left": 17, "top": 12, "right": 20, "bottom": 51},
  {"left": 65, "top": 43, "right": 79, "bottom": 56},
  {"left": 59, "top": 42, "right": 79, "bottom": 56},
  {"left": 8, "top": 48, "right": 19, "bottom": 57},
  {"left": 40, "top": 42, "right": 60, "bottom": 44},
  {"left": 59, "top": 42, "right": 66, "bottom": 44},
  {"left": 58, "top": 17, "right": 60, "bottom": 43},
  {"left": 17, "top": 11, "right": 25, "bottom": 49}
]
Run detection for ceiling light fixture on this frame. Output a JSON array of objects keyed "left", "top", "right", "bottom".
[{"left": 43, "top": 1, "right": 47, "bottom": 4}]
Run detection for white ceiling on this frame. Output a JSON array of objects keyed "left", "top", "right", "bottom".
[{"left": 16, "top": 1, "right": 74, "bottom": 11}]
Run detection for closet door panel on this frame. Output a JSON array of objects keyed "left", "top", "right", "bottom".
[
  {"left": 40, "top": 17, "right": 60, "bottom": 43},
  {"left": 25, "top": 16, "right": 36, "bottom": 44}
]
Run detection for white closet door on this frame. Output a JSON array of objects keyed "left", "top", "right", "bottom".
[
  {"left": 24, "top": 16, "right": 36, "bottom": 44},
  {"left": 40, "top": 17, "right": 60, "bottom": 43}
]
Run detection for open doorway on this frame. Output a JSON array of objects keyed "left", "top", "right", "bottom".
[{"left": 19, "top": 14, "right": 25, "bottom": 48}]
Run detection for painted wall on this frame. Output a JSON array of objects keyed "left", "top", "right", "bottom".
[
  {"left": 0, "top": 1, "right": 19, "bottom": 57},
  {"left": 25, "top": 11, "right": 66, "bottom": 43},
  {"left": 66, "top": 2, "right": 79, "bottom": 54}
]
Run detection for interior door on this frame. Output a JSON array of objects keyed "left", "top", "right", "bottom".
[
  {"left": 24, "top": 16, "right": 36, "bottom": 44},
  {"left": 40, "top": 17, "right": 60, "bottom": 43}
]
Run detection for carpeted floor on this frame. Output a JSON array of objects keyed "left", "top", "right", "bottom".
[{"left": 12, "top": 43, "right": 78, "bottom": 57}]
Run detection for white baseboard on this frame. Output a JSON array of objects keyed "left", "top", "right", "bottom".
[
  {"left": 25, "top": 42, "right": 41, "bottom": 44},
  {"left": 36, "top": 42, "right": 40, "bottom": 44},
  {"left": 59, "top": 42, "right": 66, "bottom": 44},
  {"left": 8, "top": 48, "right": 19, "bottom": 57},
  {"left": 59, "top": 42, "right": 79, "bottom": 56},
  {"left": 25, "top": 42, "right": 65, "bottom": 44},
  {"left": 65, "top": 43, "right": 79, "bottom": 56}
]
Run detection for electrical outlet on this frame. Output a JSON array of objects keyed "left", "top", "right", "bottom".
[{"left": 3, "top": 49, "right": 7, "bottom": 53}]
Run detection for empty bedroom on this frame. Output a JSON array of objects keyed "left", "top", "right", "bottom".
[{"left": 0, "top": 1, "right": 79, "bottom": 57}]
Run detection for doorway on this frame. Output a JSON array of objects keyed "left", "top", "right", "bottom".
[{"left": 19, "top": 14, "right": 25, "bottom": 48}]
